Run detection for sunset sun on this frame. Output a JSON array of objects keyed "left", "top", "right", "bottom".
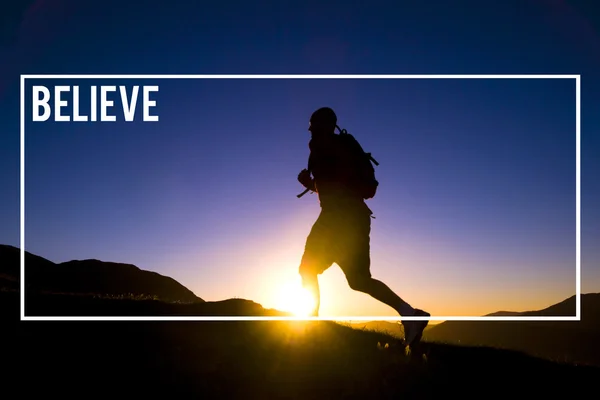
[{"left": 275, "top": 281, "right": 316, "bottom": 317}]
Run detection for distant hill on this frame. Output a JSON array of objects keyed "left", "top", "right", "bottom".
[
  {"left": 423, "top": 293, "right": 600, "bottom": 366},
  {"left": 0, "top": 244, "right": 203, "bottom": 303},
  {"left": 23, "top": 291, "right": 292, "bottom": 317}
]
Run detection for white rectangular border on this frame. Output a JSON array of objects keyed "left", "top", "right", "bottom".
[{"left": 19, "top": 74, "right": 581, "bottom": 322}]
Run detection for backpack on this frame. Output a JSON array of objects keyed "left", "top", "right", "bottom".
[
  {"left": 337, "top": 127, "right": 379, "bottom": 200},
  {"left": 297, "top": 127, "right": 379, "bottom": 200}
]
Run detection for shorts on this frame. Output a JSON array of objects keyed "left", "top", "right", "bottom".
[{"left": 299, "top": 206, "right": 372, "bottom": 281}]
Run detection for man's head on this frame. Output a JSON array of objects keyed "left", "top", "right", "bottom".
[{"left": 308, "top": 107, "right": 337, "bottom": 138}]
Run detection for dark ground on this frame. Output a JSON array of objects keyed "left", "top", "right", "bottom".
[{"left": 2, "top": 290, "right": 598, "bottom": 399}]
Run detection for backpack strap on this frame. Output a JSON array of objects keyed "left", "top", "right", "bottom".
[{"left": 297, "top": 187, "right": 311, "bottom": 198}]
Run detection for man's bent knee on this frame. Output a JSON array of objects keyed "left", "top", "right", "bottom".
[
  {"left": 346, "top": 274, "right": 372, "bottom": 292},
  {"left": 299, "top": 250, "right": 330, "bottom": 280}
]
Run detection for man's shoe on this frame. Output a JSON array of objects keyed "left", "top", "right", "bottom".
[{"left": 402, "top": 309, "right": 430, "bottom": 347}]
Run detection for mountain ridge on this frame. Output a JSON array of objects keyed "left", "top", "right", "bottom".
[
  {"left": 0, "top": 244, "right": 203, "bottom": 303},
  {"left": 423, "top": 293, "right": 600, "bottom": 366}
]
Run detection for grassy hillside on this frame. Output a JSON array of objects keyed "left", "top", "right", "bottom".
[
  {"left": 4, "top": 290, "right": 598, "bottom": 398},
  {"left": 5, "top": 244, "right": 599, "bottom": 397},
  {"left": 347, "top": 321, "right": 437, "bottom": 339}
]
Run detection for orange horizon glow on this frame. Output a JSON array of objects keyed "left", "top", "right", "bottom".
[{"left": 171, "top": 212, "right": 580, "bottom": 318}]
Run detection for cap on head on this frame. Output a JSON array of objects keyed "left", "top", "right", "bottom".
[
  {"left": 310, "top": 107, "right": 337, "bottom": 125},
  {"left": 309, "top": 107, "right": 337, "bottom": 132}
]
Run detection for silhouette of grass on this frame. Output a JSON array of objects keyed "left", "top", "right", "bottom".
[{"left": 4, "top": 290, "right": 598, "bottom": 398}]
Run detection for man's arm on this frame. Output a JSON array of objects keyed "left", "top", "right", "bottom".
[{"left": 298, "top": 168, "right": 316, "bottom": 192}]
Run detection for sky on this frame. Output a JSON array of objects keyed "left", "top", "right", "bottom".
[{"left": 1, "top": 0, "right": 599, "bottom": 317}]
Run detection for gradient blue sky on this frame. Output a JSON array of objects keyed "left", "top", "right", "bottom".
[{"left": 1, "top": 0, "right": 598, "bottom": 316}]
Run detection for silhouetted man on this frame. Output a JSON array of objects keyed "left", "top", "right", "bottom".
[{"left": 297, "top": 107, "right": 430, "bottom": 347}]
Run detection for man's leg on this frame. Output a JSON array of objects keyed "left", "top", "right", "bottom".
[
  {"left": 339, "top": 210, "right": 429, "bottom": 346},
  {"left": 300, "top": 271, "right": 320, "bottom": 317},
  {"left": 345, "top": 274, "right": 416, "bottom": 317},
  {"left": 300, "top": 255, "right": 332, "bottom": 317},
  {"left": 345, "top": 273, "right": 430, "bottom": 346},
  {"left": 338, "top": 211, "right": 417, "bottom": 316},
  {"left": 298, "top": 212, "right": 334, "bottom": 317}
]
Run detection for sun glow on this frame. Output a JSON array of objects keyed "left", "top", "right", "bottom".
[{"left": 275, "top": 280, "right": 316, "bottom": 317}]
